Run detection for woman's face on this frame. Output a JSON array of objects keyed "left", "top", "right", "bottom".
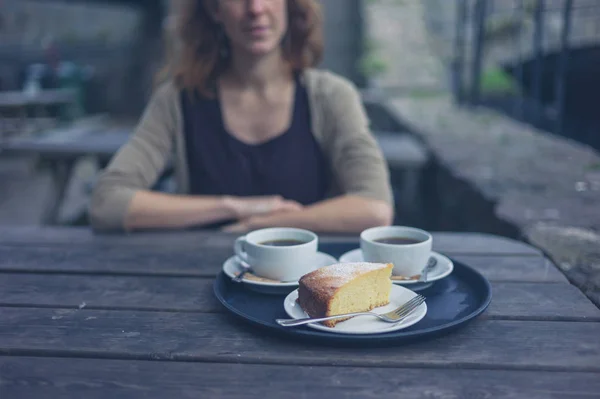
[{"left": 212, "top": 0, "right": 288, "bottom": 57}]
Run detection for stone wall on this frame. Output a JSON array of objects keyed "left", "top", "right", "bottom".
[
  {"left": 422, "top": 0, "right": 600, "bottom": 69},
  {"left": 365, "top": 0, "right": 600, "bottom": 308}
]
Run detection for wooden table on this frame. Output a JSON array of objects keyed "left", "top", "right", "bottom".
[{"left": 0, "top": 227, "right": 599, "bottom": 398}]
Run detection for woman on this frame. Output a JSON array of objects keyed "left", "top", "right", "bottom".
[{"left": 89, "top": 0, "right": 393, "bottom": 233}]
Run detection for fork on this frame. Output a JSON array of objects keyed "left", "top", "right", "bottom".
[{"left": 276, "top": 294, "right": 426, "bottom": 327}]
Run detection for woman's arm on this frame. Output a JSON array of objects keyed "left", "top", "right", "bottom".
[
  {"left": 322, "top": 72, "right": 395, "bottom": 208},
  {"left": 124, "top": 191, "right": 302, "bottom": 231},
  {"left": 89, "top": 83, "right": 178, "bottom": 232},
  {"left": 223, "top": 195, "right": 392, "bottom": 233},
  {"left": 124, "top": 192, "right": 233, "bottom": 230}
]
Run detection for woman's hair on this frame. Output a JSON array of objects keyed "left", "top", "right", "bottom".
[{"left": 158, "top": 0, "right": 323, "bottom": 96}]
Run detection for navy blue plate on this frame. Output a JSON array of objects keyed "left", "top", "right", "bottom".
[{"left": 213, "top": 242, "right": 492, "bottom": 346}]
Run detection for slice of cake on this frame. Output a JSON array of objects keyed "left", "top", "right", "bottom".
[{"left": 297, "top": 262, "right": 393, "bottom": 327}]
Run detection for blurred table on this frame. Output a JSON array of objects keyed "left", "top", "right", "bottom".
[
  {"left": 0, "top": 89, "right": 77, "bottom": 108},
  {"left": 0, "top": 227, "right": 598, "bottom": 398},
  {"left": 0, "top": 89, "right": 78, "bottom": 136},
  {"left": 0, "top": 126, "right": 130, "bottom": 225}
]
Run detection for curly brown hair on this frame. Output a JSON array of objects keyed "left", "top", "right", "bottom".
[{"left": 159, "top": 0, "right": 324, "bottom": 96}]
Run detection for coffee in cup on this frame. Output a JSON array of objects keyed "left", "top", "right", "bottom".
[
  {"left": 360, "top": 226, "right": 432, "bottom": 277},
  {"left": 234, "top": 228, "right": 318, "bottom": 281},
  {"left": 372, "top": 237, "right": 423, "bottom": 245},
  {"left": 258, "top": 239, "right": 307, "bottom": 247}
]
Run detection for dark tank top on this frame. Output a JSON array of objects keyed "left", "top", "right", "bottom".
[{"left": 181, "top": 75, "right": 329, "bottom": 208}]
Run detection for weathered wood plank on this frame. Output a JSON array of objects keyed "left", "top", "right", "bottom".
[
  {"left": 0, "top": 245, "right": 228, "bottom": 276},
  {"left": 451, "top": 254, "right": 567, "bottom": 283},
  {"left": 0, "top": 227, "right": 213, "bottom": 249},
  {"left": 0, "top": 274, "right": 597, "bottom": 321},
  {"left": 0, "top": 309, "right": 598, "bottom": 371},
  {"left": 0, "top": 274, "right": 220, "bottom": 313},
  {"left": 489, "top": 282, "right": 600, "bottom": 321},
  {"left": 435, "top": 233, "right": 541, "bottom": 255},
  {"left": 1, "top": 357, "right": 599, "bottom": 399},
  {"left": 0, "top": 246, "right": 555, "bottom": 283},
  {"left": 0, "top": 227, "right": 542, "bottom": 255},
  {"left": 202, "top": 232, "right": 542, "bottom": 255}
]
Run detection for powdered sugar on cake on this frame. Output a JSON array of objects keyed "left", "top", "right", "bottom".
[{"left": 300, "top": 262, "right": 390, "bottom": 288}]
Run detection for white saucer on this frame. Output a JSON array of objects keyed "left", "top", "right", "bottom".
[
  {"left": 283, "top": 285, "right": 427, "bottom": 335},
  {"left": 338, "top": 249, "right": 454, "bottom": 285},
  {"left": 223, "top": 252, "right": 338, "bottom": 294}
]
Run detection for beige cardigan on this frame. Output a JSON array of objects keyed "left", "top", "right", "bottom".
[{"left": 89, "top": 68, "right": 393, "bottom": 231}]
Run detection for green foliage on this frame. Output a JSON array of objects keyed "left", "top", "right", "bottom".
[
  {"left": 358, "top": 37, "right": 388, "bottom": 78},
  {"left": 480, "top": 66, "right": 521, "bottom": 95},
  {"left": 587, "top": 162, "right": 600, "bottom": 171},
  {"left": 358, "top": 53, "right": 388, "bottom": 78}
]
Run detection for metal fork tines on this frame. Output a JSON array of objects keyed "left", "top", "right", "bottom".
[
  {"left": 388, "top": 295, "right": 426, "bottom": 320},
  {"left": 276, "top": 294, "right": 426, "bottom": 327}
]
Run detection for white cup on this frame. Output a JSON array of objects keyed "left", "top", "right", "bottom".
[
  {"left": 360, "top": 226, "right": 432, "bottom": 277},
  {"left": 234, "top": 228, "right": 318, "bottom": 281}
]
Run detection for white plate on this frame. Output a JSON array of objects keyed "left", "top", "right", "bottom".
[
  {"left": 338, "top": 249, "right": 454, "bottom": 285},
  {"left": 223, "top": 252, "right": 338, "bottom": 294},
  {"left": 283, "top": 285, "right": 427, "bottom": 335}
]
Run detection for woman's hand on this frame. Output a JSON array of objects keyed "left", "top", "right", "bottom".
[
  {"left": 220, "top": 218, "right": 257, "bottom": 233},
  {"left": 221, "top": 195, "right": 392, "bottom": 234},
  {"left": 224, "top": 195, "right": 303, "bottom": 220},
  {"left": 220, "top": 212, "right": 296, "bottom": 233},
  {"left": 221, "top": 201, "right": 303, "bottom": 233},
  {"left": 110, "top": 191, "right": 302, "bottom": 233}
]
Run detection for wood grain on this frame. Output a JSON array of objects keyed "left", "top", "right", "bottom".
[
  {"left": 0, "top": 246, "right": 557, "bottom": 283},
  {"left": 489, "top": 282, "right": 600, "bottom": 321},
  {"left": 0, "top": 309, "right": 599, "bottom": 371},
  {"left": 0, "top": 274, "right": 220, "bottom": 312},
  {"left": 0, "top": 274, "right": 597, "bottom": 321},
  {"left": 0, "top": 245, "right": 228, "bottom": 277},
  {"left": 432, "top": 232, "right": 542, "bottom": 255},
  {"left": 451, "top": 254, "right": 567, "bottom": 283},
  {"left": 0, "top": 227, "right": 213, "bottom": 249},
  {"left": 1, "top": 357, "right": 599, "bottom": 399},
  {"left": 0, "top": 227, "right": 542, "bottom": 255}
]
